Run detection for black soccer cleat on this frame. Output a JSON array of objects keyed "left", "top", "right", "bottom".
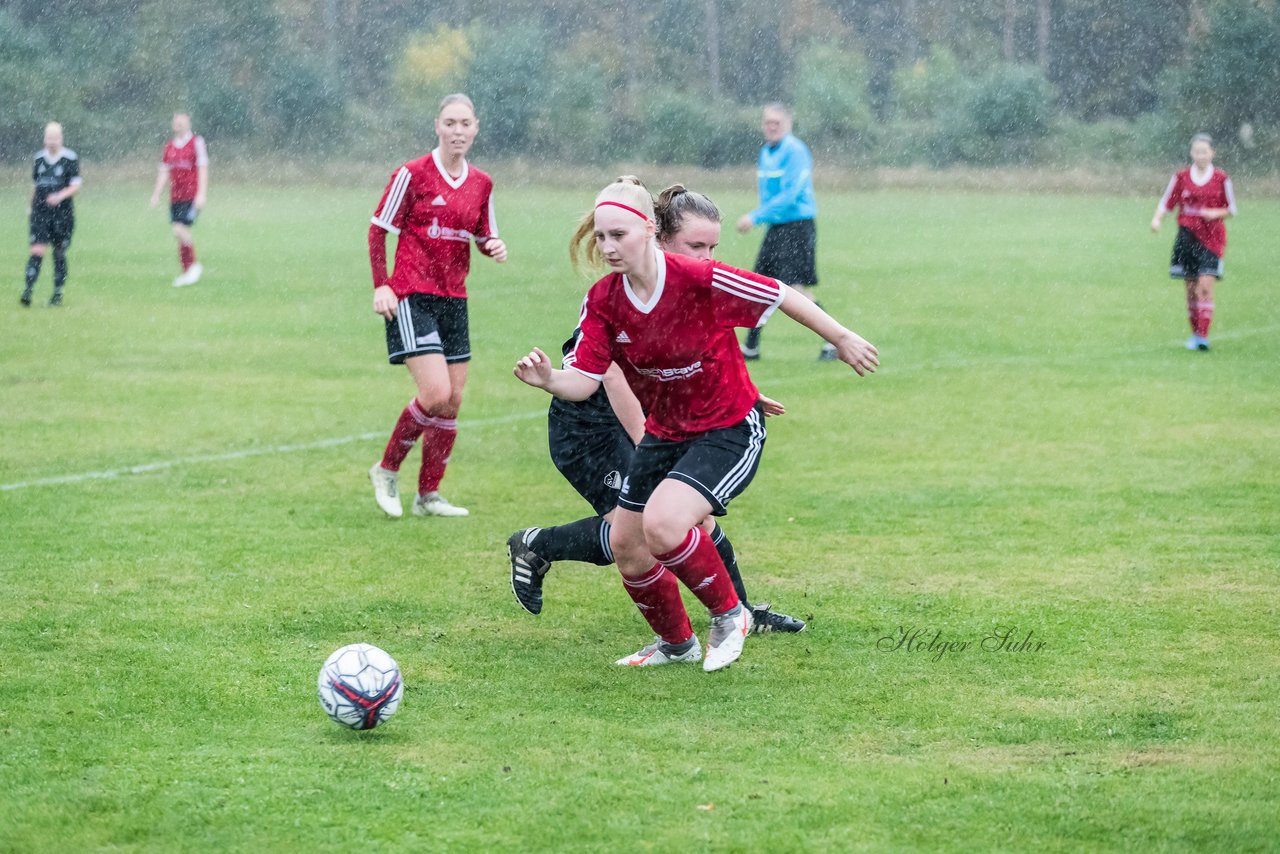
[
  {"left": 20, "top": 290, "right": 32, "bottom": 307},
  {"left": 508, "top": 528, "right": 551, "bottom": 616},
  {"left": 750, "top": 602, "right": 806, "bottom": 634},
  {"left": 47, "top": 291, "right": 63, "bottom": 307}
]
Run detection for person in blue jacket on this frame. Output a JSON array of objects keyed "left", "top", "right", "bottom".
[{"left": 736, "top": 103, "right": 834, "bottom": 361}]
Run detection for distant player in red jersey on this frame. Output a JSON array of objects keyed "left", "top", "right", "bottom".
[
  {"left": 514, "top": 178, "right": 877, "bottom": 671},
  {"left": 1151, "top": 133, "right": 1237, "bottom": 351},
  {"left": 149, "top": 112, "right": 209, "bottom": 288},
  {"left": 367, "top": 94, "right": 507, "bottom": 519}
]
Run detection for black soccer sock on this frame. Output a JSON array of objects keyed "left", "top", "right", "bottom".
[
  {"left": 530, "top": 516, "right": 614, "bottom": 566},
  {"left": 709, "top": 523, "right": 749, "bottom": 606},
  {"left": 52, "top": 246, "right": 68, "bottom": 292},
  {"left": 23, "top": 255, "right": 42, "bottom": 292},
  {"left": 744, "top": 326, "right": 762, "bottom": 351}
]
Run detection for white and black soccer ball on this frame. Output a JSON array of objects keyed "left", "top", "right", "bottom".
[{"left": 317, "top": 643, "right": 403, "bottom": 730}]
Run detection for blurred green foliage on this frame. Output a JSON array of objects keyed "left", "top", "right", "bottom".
[{"left": 1, "top": 0, "right": 1276, "bottom": 168}]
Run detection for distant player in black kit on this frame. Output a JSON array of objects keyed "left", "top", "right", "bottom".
[
  {"left": 21, "top": 122, "right": 82, "bottom": 307},
  {"left": 508, "top": 183, "right": 806, "bottom": 634}
]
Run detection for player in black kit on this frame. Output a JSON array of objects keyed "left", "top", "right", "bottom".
[
  {"left": 22, "top": 122, "right": 82, "bottom": 307},
  {"left": 507, "top": 184, "right": 805, "bottom": 634}
]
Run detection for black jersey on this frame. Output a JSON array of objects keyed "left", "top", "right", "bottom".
[
  {"left": 548, "top": 329, "right": 622, "bottom": 429},
  {"left": 32, "top": 148, "right": 80, "bottom": 212}
]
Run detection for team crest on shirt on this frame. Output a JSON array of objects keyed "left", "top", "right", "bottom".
[
  {"left": 615, "top": 331, "right": 632, "bottom": 344},
  {"left": 431, "top": 195, "right": 447, "bottom": 206},
  {"left": 604, "top": 470, "right": 622, "bottom": 489},
  {"left": 426, "top": 216, "right": 473, "bottom": 243}
]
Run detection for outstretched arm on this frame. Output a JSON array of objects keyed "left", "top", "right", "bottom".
[
  {"left": 514, "top": 347, "right": 602, "bottom": 401},
  {"left": 777, "top": 285, "right": 879, "bottom": 376}
]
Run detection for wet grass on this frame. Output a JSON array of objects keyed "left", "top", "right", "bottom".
[{"left": 1, "top": 179, "right": 1278, "bottom": 851}]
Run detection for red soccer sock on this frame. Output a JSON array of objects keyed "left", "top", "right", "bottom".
[
  {"left": 620, "top": 564, "right": 693, "bottom": 645},
  {"left": 1186, "top": 294, "right": 1199, "bottom": 334},
  {"left": 379, "top": 399, "right": 430, "bottom": 472},
  {"left": 654, "top": 527, "right": 740, "bottom": 615},
  {"left": 418, "top": 416, "right": 458, "bottom": 495},
  {"left": 1195, "top": 301, "right": 1214, "bottom": 338},
  {"left": 179, "top": 243, "right": 196, "bottom": 271}
]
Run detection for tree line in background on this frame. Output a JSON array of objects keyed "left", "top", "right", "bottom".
[{"left": 1, "top": 0, "right": 1277, "bottom": 169}]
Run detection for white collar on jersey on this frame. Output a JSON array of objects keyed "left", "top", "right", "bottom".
[
  {"left": 622, "top": 244, "right": 666, "bottom": 314},
  {"left": 1189, "top": 164, "right": 1214, "bottom": 186},
  {"left": 431, "top": 148, "right": 469, "bottom": 189},
  {"left": 172, "top": 132, "right": 194, "bottom": 147}
]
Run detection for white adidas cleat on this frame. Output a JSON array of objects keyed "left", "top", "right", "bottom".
[
  {"left": 368, "top": 464, "right": 403, "bottom": 518},
  {"left": 412, "top": 491, "right": 469, "bottom": 517},
  {"left": 187, "top": 262, "right": 203, "bottom": 284},
  {"left": 703, "top": 605, "right": 750, "bottom": 672},
  {"left": 616, "top": 635, "right": 702, "bottom": 667},
  {"left": 172, "top": 270, "right": 194, "bottom": 288}
]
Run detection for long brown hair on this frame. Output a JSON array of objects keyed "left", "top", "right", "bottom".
[{"left": 654, "top": 184, "right": 721, "bottom": 244}]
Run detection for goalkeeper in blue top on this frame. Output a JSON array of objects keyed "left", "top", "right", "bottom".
[{"left": 735, "top": 102, "right": 834, "bottom": 361}]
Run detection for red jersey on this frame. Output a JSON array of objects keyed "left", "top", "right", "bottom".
[
  {"left": 371, "top": 149, "right": 499, "bottom": 299},
  {"left": 1159, "top": 166, "right": 1236, "bottom": 257},
  {"left": 566, "top": 249, "right": 784, "bottom": 441},
  {"left": 161, "top": 133, "right": 208, "bottom": 202}
]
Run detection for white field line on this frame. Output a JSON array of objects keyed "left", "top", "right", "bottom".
[
  {"left": 3, "top": 323, "right": 1276, "bottom": 494},
  {"left": 0, "top": 410, "right": 546, "bottom": 493}
]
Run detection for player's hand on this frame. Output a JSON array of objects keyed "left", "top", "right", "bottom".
[
  {"left": 736, "top": 214, "right": 754, "bottom": 234},
  {"left": 194, "top": 194, "right": 206, "bottom": 210},
  {"left": 149, "top": 194, "right": 159, "bottom": 209},
  {"left": 45, "top": 193, "right": 61, "bottom": 207},
  {"left": 1150, "top": 217, "right": 1162, "bottom": 232},
  {"left": 758, "top": 393, "right": 786, "bottom": 417},
  {"left": 485, "top": 238, "right": 507, "bottom": 263},
  {"left": 833, "top": 330, "right": 879, "bottom": 377},
  {"left": 513, "top": 347, "right": 554, "bottom": 389},
  {"left": 372, "top": 285, "right": 398, "bottom": 320}
]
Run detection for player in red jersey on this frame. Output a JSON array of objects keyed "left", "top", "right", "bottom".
[
  {"left": 367, "top": 94, "right": 507, "bottom": 519},
  {"left": 149, "top": 112, "right": 209, "bottom": 288},
  {"left": 514, "top": 178, "right": 877, "bottom": 671},
  {"left": 1151, "top": 133, "right": 1237, "bottom": 351},
  {"left": 507, "top": 183, "right": 804, "bottom": 634}
]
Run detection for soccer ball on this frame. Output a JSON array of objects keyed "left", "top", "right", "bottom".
[{"left": 317, "top": 643, "right": 404, "bottom": 730}]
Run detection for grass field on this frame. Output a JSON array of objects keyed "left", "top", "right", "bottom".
[{"left": 2, "top": 174, "right": 1278, "bottom": 852}]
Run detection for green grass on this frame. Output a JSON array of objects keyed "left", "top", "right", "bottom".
[{"left": 2, "top": 177, "right": 1278, "bottom": 852}]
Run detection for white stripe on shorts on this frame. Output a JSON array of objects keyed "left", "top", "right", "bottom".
[{"left": 712, "top": 408, "right": 765, "bottom": 502}]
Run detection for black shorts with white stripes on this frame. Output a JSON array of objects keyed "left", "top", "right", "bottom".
[
  {"left": 385, "top": 293, "right": 471, "bottom": 364},
  {"left": 617, "top": 405, "right": 766, "bottom": 517}
]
